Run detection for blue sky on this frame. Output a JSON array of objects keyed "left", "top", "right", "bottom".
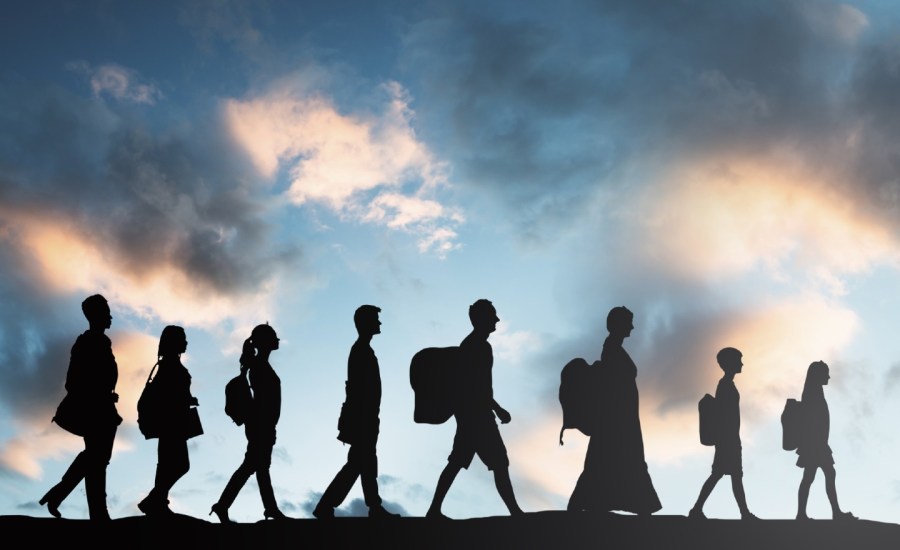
[{"left": 3, "top": 0, "right": 900, "bottom": 523}]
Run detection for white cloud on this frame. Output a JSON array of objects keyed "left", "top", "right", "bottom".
[{"left": 224, "top": 78, "right": 462, "bottom": 255}]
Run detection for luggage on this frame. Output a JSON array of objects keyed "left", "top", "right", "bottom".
[
  {"left": 558, "top": 357, "right": 601, "bottom": 445},
  {"left": 698, "top": 393, "right": 718, "bottom": 446},
  {"left": 409, "top": 346, "right": 459, "bottom": 424}
]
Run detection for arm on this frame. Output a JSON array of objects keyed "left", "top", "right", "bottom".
[{"left": 493, "top": 400, "right": 511, "bottom": 424}]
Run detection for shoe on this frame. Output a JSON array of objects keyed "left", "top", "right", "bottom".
[
  {"left": 138, "top": 495, "right": 171, "bottom": 517},
  {"left": 312, "top": 505, "right": 335, "bottom": 520},
  {"left": 688, "top": 507, "right": 706, "bottom": 519},
  {"left": 796, "top": 513, "right": 812, "bottom": 521},
  {"left": 741, "top": 511, "right": 760, "bottom": 520},
  {"left": 834, "top": 511, "right": 858, "bottom": 521},
  {"left": 209, "top": 503, "right": 233, "bottom": 524},
  {"left": 39, "top": 490, "right": 62, "bottom": 519},
  {"left": 264, "top": 508, "right": 289, "bottom": 520},
  {"left": 368, "top": 505, "right": 400, "bottom": 519}
]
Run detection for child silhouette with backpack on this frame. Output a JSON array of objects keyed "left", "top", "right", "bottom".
[{"left": 689, "top": 347, "right": 758, "bottom": 520}]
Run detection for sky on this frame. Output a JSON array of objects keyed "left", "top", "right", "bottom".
[{"left": 3, "top": 0, "right": 900, "bottom": 524}]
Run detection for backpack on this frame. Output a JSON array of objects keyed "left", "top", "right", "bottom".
[
  {"left": 225, "top": 368, "right": 252, "bottom": 426},
  {"left": 137, "top": 362, "right": 162, "bottom": 439},
  {"left": 409, "top": 346, "right": 459, "bottom": 425},
  {"left": 558, "top": 357, "right": 601, "bottom": 445},
  {"left": 698, "top": 393, "right": 718, "bottom": 446},
  {"left": 781, "top": 398, "right": 803, "bottom": 451}
]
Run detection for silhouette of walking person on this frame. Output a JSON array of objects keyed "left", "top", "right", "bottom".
[
  {"left": 313, "top": 305, "right": 400, "bottom": 519},
  {"left": 568, "top": 306, "right": 661, "bottom": 516},
  {"left": 41, "top": 294, "right": 122, "bottom": 520},
  {"left": 426, "top": 299, "right": 523, "bottom": 519},
  {"left": 210, "top": 324, "right": 289, "bottom": 522},
  {"left": 689, "top": 347, "right": 758, "bottom": 520},
  {"left": 138, "top": 325, "right": 201, "bottom": 516},
  {"left": 795, "top": 361, "right": 857, "bottom": 521}
]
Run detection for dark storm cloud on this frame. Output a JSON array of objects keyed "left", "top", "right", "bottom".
[
  {"left": 402, "top": 0, "right": 883, "bottom": 238},
  {"left": 0, "top": 78, "right": 300, "bottom": 296}
]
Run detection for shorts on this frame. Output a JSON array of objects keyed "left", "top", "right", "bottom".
[
  {"left": 712, "top": 442, "right": 742, "bottom": 476},
  {"left": 448, "top": 417, "right": 510, "bottom": 471}
]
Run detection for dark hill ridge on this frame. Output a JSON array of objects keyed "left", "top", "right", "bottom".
[{"left": 2, "top": 511, "right": 899, "bottom": 549}]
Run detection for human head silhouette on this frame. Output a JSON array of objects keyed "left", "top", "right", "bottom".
[
  {"left": 469, "top": 299, "right": 499, "bottom": 334},
  {"left": 354, "top": 305, "right": 382, "bottom": 337},
  {"left": 251, "top": 323, "right": 279, "bottom": 352},
  {"left": 806, "top": 360, "right": 830, "bottom": 386},
  {"left": 158, "top": 325, "right": 187, "bottom": 358},
  {"left": 606, "top": 306, "right": 634, "bottom": 338},
  {"left": 717, "top": 347, "right": 743, "bottom": 374},
  {"left": 82, "top": 294, "right": 111, "bottom": 330}
]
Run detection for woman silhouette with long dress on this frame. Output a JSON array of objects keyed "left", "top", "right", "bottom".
[
  {"left": 138, "top": 325, "right": 200, "bottom": 515},
  {"left": 795, "top": 361, "right": 856, "bottom": 521},
  {"left": 210, "top": 323, "right": 288, "bottom": 522},
  {"left": 568, "top": 306, "right": 662, "bottom": 515}
]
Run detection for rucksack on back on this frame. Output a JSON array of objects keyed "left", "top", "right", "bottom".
[
  {"left": 698, "top": 393, "right": 718, "bottom": 446},
  {"left": 409, "top": 346, "right": 459, "bottom": 425},
  {"left": 137, "top": 362, "right": 161, "bottom": 439},
  {"left": 558, "top": 357, "right": 601, "bottom": 445},
  {"left": 225, "top": 368, "right": 252, "bottom": 426},
  {"left": 781, "top": 398, "right": 803, "bottom": 451}
]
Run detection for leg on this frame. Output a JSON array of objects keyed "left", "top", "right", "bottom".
[
  {"left": 690, "top": 473, "right": 722, "bottom": 517},
  {"left": 314, "top": 457, "right": 360, "bottom": 517},
  {"left": 41, "top": 445, "right": 92, "bottom": 517},
  {"left": 797, "top": 466, "right": 816, "bottom": 519},
  {"left": 731, "top": 475, "right": 756, "bottom": 519},
  {"left": 822, "top": 464, "right": 849, "bottom": 519},
  {"left": 142, "top": 437, "right": 189, "bottom": 514},
  {"left": 215, "top": 440, "right": 256, "bottom": 511},
  {"left": 253, "top": 436, "right": 282, "bottom": 517},
  {"left": 427, "top": 462, "right": 463, "bottom": 518},
  {"left": 493, "top": 467, "right": 523, "bottom": 515},
  {"left": 84, "top": 425, "right": 116, "bottom": 520}
]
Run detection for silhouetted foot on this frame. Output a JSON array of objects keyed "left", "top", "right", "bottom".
[
  {"left": 426, "top": 509, "right": 450, "bottom": 520},
  {"left": 209, "top": 503, "right": 233, "bottom": 523},
  {"left": 741, "top": 511, "right": 760, "bottom": 520},
  {"left": 833, "top": 511, "right": 858, "bottom": 521},
  {"left": 138, "top": 495, "right": 172, "bottom": 517},
  {"left": 688, "top": 507, "right": 706, "bottom": 519},
  {"left": 796, "top": 513, "right": 812, "bottom": 521},
  {"left": 312, "top": 505, "right": 335, "bottom": 520},
  {"left": 39, "top": 490, "right": 61, "bottom": 519},
  {"left": 369, "top": 505, "right": 401, "bottom": 519},
  {"left": 264, "top": 508, "right": 289, "bottom": 520}
]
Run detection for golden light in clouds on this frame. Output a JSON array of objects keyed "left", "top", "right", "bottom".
[
  {"left": 3, "top": 211, "right": 276, "bottom": 329},
  {"left": 625, "top": 159, "right": 900, "bottom": 286}
]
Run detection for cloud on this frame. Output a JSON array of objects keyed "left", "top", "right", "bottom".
[
  {"left": 224, "top": 78, "right": 463, "bottom": 255},
  {"left": 400, "top": 0, "right": 897, "bottom": 246},
  {"left": 294, "top": 490, "right": 409, "bottom": 518},
  {"left": 0, "top": 79, "right": 302, "bottom": 326},
  {"left": 67, "top": 62, "right": 163, "bottom": 105}
]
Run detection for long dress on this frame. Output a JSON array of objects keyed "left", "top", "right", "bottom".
[{"left": 568, "top": 336, "right": 662, "bottom": 514}]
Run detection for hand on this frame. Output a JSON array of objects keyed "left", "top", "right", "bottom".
[
  {"left": 111, "top": 392, "right": 119, "bottom": 403},
  {"left": 495, "top": 407, "right": 511, "bottom": 424},
  {"left": 191, "top": 396, "right": 199, "bottom": 406}
]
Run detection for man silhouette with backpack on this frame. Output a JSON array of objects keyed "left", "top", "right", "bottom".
[
  {"left": 426, "top": 299, "right": 523, "bottom": 519},
  {"left": 689, "top": 347, "right": 758, "bottom": 520}
]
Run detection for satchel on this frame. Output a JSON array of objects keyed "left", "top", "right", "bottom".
[
  {"left": 52, "top": 393, "right": 87, "bottom": 437},
  {"left": 185, "top": 406, "right": 204, "bottom": 439}
]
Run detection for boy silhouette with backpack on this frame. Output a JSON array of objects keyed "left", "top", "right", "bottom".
[{"left": 689, "top": 347, "right": 758, "bottom": 520}]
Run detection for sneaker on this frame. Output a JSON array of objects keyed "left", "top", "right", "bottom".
[{"left": 369, "top": 505, "right": 401, "bottom": 519}]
